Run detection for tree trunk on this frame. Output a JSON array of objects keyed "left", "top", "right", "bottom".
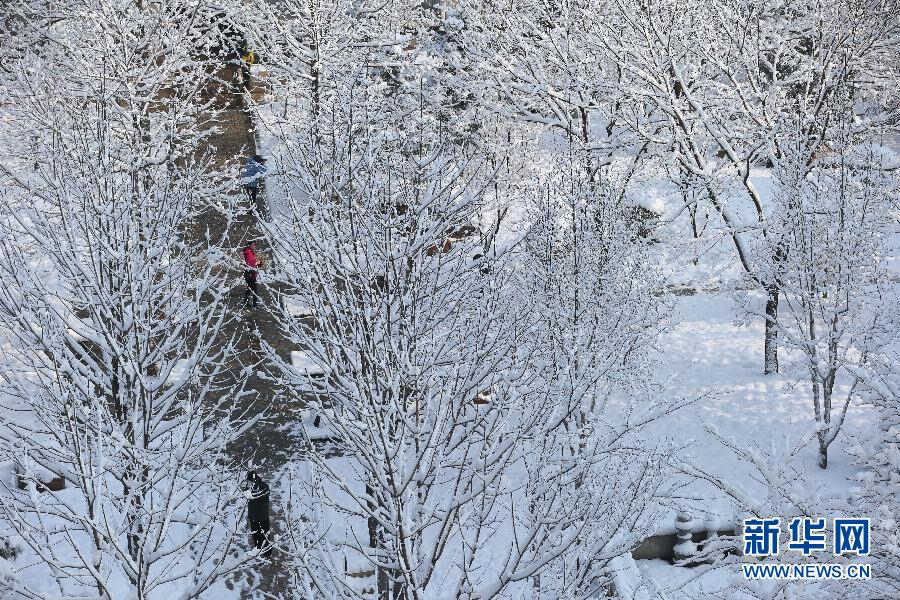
[
  {"left": 763, "top": 285, "right": 779, "bottom": 374},
  {"left": 366, "top": 481, "right": 387, "bottom": 598},
  {"left": 817, "top": 440, "right": 828, "bottom": 469},
  {"left": 377, "top": 551, "right": 390, "bottom": 600}
]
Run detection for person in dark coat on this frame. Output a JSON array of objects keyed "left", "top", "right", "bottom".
[
  {"left": 242, "top": 155, "right": 267, "bottom": 206},
  {"left": 246, "top": 470, "right": 271, "bottom": 556}
]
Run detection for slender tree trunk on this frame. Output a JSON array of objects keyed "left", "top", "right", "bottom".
[
  {"left": 310, "top": 40, "right": 320, "bottom": 145},
  {"left": 376, "top": 535, "right": 390, "bottom": 600},
  {"left": 763, "top": 284, "right": 779, "bottom": 374},
  {"left": 813, "top": 379, "right": 828, "bottom": 469},
  {"left": 819, "top": 374, "right": 836, "bottom": 470},
  {"left": 818, "top": 438, "right": 828, "bottom": 469},
  {"left": 366, "top": 481, "right": 389, "bottom": 598}
]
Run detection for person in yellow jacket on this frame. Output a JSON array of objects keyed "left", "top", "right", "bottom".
[{"left": 241, "top": 50, "right": 256, "bottom": 91}]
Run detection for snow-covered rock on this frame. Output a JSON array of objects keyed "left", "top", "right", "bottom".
[
  {"left": 283, "top": 298, "right": 313, "bottom": 318},
  {"left": 291, "top": 351, "right": 325, "bottom": 376}
]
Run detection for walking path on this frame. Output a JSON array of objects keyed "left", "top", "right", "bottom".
[{"left": 190, "top": 65, "right": 301, "bottom": 598}]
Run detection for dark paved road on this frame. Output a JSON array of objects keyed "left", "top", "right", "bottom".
[{"left": 190, "top": 66, "right": 303, "bottom": 599}]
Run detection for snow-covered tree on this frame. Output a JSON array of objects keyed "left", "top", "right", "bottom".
[
  {"left": 0, "top": 1, "right": 261, "bottom": 597},
  {"left": 672, "top": 136, "right": 898, "bottom": 593},
  {"left": 253, "top": 24, "right": 689, "bottom": 586},
  {"left": 472, "top": 0, "right": 643, "bottom": 159},
  {"left": 760, "top": 128, "right": 896, "bottom": 469},
  {"left": 240, "top": 0, "right": 375, "bottom": 136},
  {"left": 242, "top": 2, "right": 693, "bottom": 595},
  {"left": 504, "top": 146, "right": 684, "bottom": 597},
  {"left": 602, "top": 0, "right": 900, "bottom": 374},
  {"left": 268, "top": 136, "right": 515, "bottom": 599}
]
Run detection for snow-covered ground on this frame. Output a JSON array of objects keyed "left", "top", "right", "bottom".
[
  {"left": 621, "top": 181, "right": 883, "bottom": 595},
  {"left": 651, "top": 287, "right": 874, "bottom": 520}
]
